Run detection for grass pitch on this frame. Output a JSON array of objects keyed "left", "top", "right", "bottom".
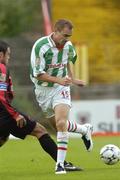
[{"left": 0, "top": 136, "right": 120, "bottom": 180}]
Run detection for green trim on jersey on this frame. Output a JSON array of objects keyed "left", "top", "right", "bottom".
[{"left": 68, "top": 45, "right": 77, "bottom": 64}]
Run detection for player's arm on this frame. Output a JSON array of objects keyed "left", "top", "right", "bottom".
[
  {"left": 1, "top": 99, "right": 26, "bottom": 128},
  {"left": 16, "top": 114, "right": 26, "bottom": 128},
  {"left": 67, "top": 63, "right": 85, "bottom": 86},
  {"left": 36, "top": 73, "right": 72, "bottom": 86}
]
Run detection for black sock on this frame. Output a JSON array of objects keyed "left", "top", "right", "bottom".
[{"left": 39, "top": 134, "right": 57, "bottom": 162}]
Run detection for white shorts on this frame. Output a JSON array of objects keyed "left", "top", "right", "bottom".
[{"left": 35, "top": 85, "right": 71, "bottom": 118}]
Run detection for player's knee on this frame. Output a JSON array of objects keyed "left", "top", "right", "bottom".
[
  {"left": 0, "top": 136, "right": 9, "bottom": 147},
  {"left": 56, "top": 119, "right": 66, "bottom": 131},
  {"left": 31, "top": 123, "right": 48, "bottom": 138}
]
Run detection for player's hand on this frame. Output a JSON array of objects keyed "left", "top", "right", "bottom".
[
  {"left": 16, "top": 114, "right": 26, "bottom": 128},
  {"left": 57, "top": 76, "right": 72, "bottom": 86},
  {"left": 72, "top": 79, "right": 86, "bottom": 87}
]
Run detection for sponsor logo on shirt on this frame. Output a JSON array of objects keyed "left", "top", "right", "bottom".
[
  {"left": 0, "top": 82, "right": 7, "bottom": 91},
  {"left": 47, "top": 63, "right": 66, "bottom": 68}
]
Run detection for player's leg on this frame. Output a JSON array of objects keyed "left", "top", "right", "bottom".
[
  {"left": 30, "top": 122, "right": 58, "bottom": 162},
  {"left": 35, "top": 86, "right": 83, "bottom": 172},
  {"left": 49, "top": 116, "right": 57, "bottom": 131},
  {"left": 54, "top": 104, "right": 69, "bottom": 174},
  {"left": 8, "top": 112, "right": 58, "bottom": 162},
  {"left": 30, "top": 120, "right": 83, "bottom": 171},
  {"left": 0, "top": 102, "right": 58, "bottom": 167},
  {"left": 49, "top": 116, "right": 83, "bottom": 171},
  {"left": 35, "top": 86, "right": 69, "bottom": 173},
  {"left": 67, "top": 120, "right": 93, "bottom": 151},
  {"left": 49, "top": 115, "right": 93, "bottom": 152}
]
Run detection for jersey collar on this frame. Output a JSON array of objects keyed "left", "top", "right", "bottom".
[{"left": 48, "top": 33, "right": 56, "bottom": 47}]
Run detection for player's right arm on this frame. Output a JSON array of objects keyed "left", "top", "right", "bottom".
[
  {"left": 67, "top": 63, "right": 85, "bottom": 86},
  {"left": 36, "top": 73, "right": 72, "bottom": 86}
]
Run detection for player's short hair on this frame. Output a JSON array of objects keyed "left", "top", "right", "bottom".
[
  {"left": 54, "top": 19, "right": 73, "bottom": 32},
  {"left": 0, "top": 40, "right": 9, "bottom": 54}
]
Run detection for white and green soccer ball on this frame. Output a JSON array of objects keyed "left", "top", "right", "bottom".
[{"left": 100, "top": 144, "right": 120, "bottom": 165}]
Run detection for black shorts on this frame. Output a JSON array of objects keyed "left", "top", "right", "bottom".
[{"left": 0, "top": 102, "right": 36, "bottom": 139}]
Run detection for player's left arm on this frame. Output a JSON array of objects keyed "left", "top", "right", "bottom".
[
  {"left": 67, "top": 63, "right": 85, "bottom": 87},
  {"left": 7, "top": 76, "right": 14, "bottom": 102}
]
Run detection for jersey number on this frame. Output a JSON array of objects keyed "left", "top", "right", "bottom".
[{"left": 61, "top": 90, "right": 69, "bottom": 99}]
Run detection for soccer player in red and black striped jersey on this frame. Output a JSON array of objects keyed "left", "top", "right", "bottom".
[{"left": 0, "top": 40, "right": 82, "bottom": 172}]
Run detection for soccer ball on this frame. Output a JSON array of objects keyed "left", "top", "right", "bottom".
[{"left": 100, "top": 144, "right": 120, "bottom": 165}]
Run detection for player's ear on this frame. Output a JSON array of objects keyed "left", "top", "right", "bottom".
[{"left": 0, "top": 52, "right": 4, "bottom": 59}]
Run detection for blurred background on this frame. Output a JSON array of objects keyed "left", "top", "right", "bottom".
[{"left": 1, "top": 0, "right": 120, "bottom": 134}]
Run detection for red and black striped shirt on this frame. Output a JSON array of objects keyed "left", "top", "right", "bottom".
[{"left": 0, "top": 63, "right": 19, "bottom": 119}]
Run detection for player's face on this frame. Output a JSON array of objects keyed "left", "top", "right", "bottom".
[
  {"left": 0, "top": 47, "right": 10, "bottom": 65},
  {"left": 55, "top": 26, "right": 72, "bottom": 45}
]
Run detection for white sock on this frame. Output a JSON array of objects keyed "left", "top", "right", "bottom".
[
  {"left": 67, "top": 120, "right": 87, "bottom": 135},
  {"left": 57, "top": 131, "right": 69, "bottom": 166}
]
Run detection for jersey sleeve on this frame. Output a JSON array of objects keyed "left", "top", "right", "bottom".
[
  {"left": 68, "top": 44, "right": 77, "bottom": 64},
  {"left": 1, "top": 100, "right": 20, "bottom": 120},
  {"left": 33, "top": 48, "right": 46, "bottom": 77},
  {"left": 6, "top": 76, "right": 14, "bottom": 103}
]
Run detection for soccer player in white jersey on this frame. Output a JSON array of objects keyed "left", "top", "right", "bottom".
[{"left": 30, "top": 19, "right": 93, "bottom": 174}]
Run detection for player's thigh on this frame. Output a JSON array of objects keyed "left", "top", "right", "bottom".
[
  {"left": 54, "top": 104, "right": 70, "bottom": 131},
  {"left": 0, "top": 102, "right": 36, "bottom": 139},
  {"left": 54, "top": 104, "right": 70, "bottom": 121},
  {"left": 9, "top": 113, "right": 36, "bottom": 139},
  {"left": 35, "top": 87, "right": 54, "bottom": 118}
]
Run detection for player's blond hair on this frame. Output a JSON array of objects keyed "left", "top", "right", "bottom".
[{"left": 54, "top": 19, "right": 73, "bottom": 32}]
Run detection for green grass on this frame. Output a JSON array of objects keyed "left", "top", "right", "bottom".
[{"left": 0, "top": 136, "right": 120, "bottom": 180}]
